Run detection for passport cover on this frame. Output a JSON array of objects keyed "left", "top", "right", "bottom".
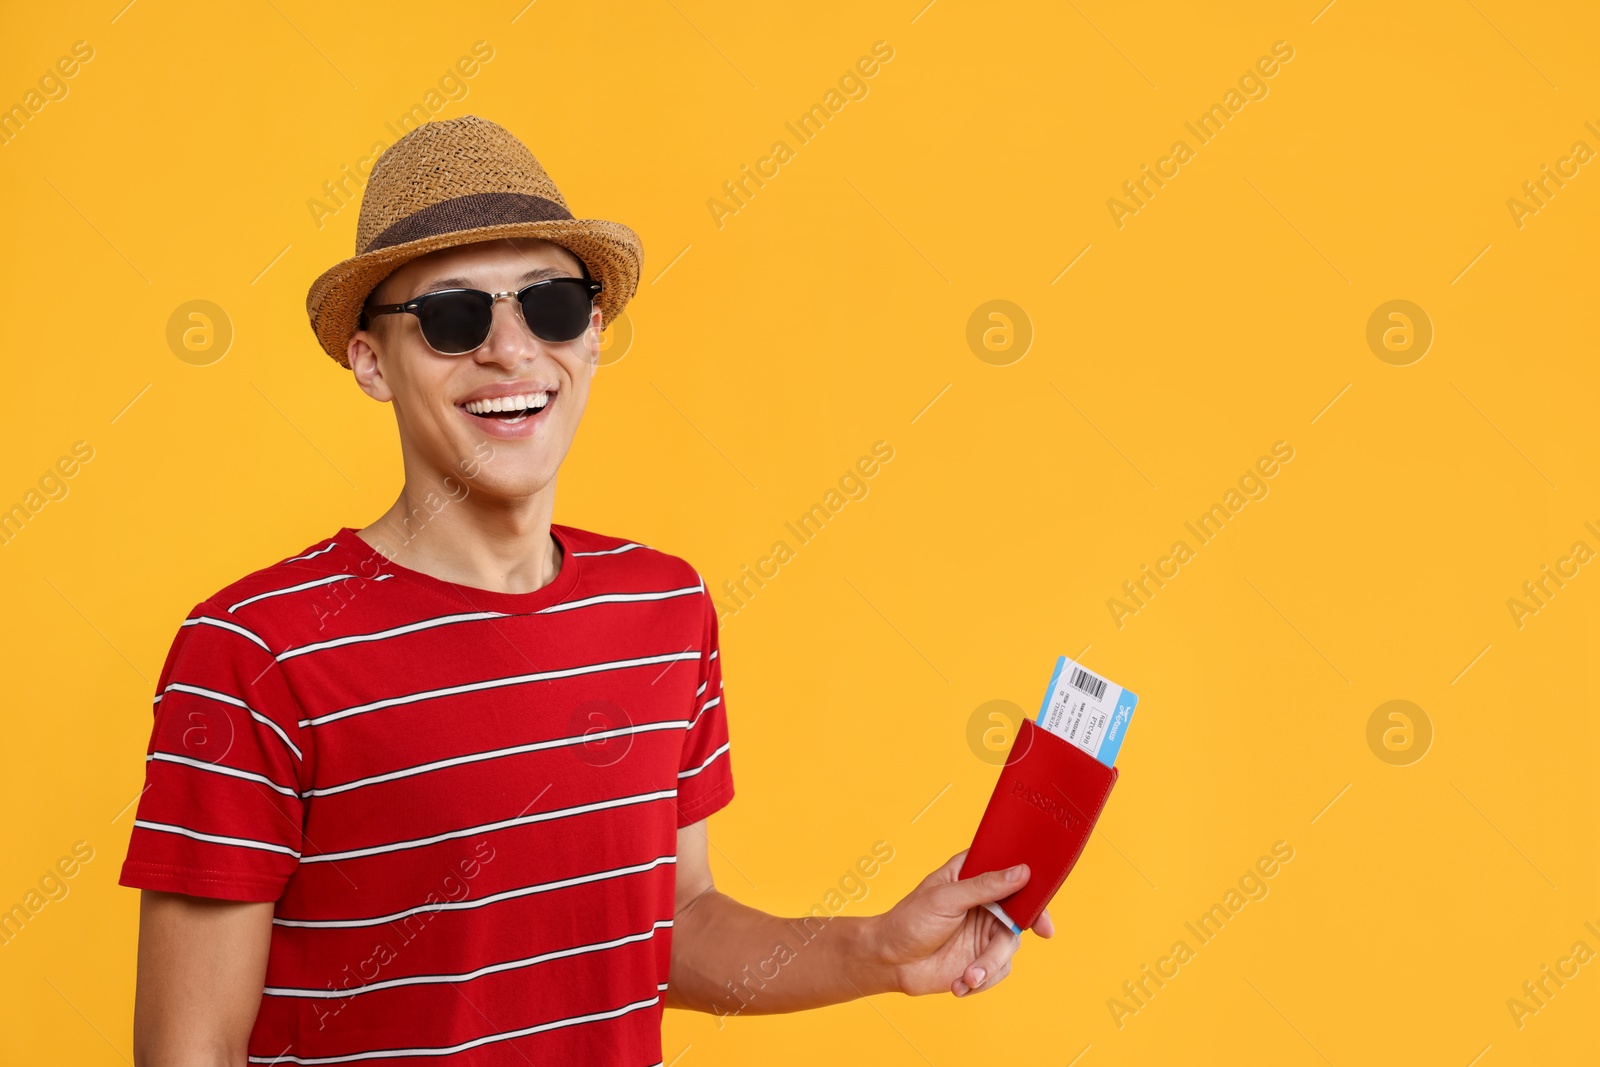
[{"left": 959, "top": 717, "right": 1119, "bottom": 931}]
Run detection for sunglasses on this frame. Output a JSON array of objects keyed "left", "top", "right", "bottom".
[{"left": 362, "top": 277, "right": 603, "bottom": 355}]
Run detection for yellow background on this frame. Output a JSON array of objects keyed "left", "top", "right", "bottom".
[{"left": 2, "top": 1, "right": 1597, "bottom": 1063}]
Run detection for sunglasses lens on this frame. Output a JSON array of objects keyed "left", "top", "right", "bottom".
[
  {"left": 416, "top": 292, "right": 492, "bottom": 354},
  {"left": 521, "top": 281, "right": 595, "bottom": 342}
]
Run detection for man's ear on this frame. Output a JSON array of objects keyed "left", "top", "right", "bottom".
[
  {"left": 348, "top": 327, "right": 395, "bottom": 402},
  {"left": 580, "top": 307, "right": 605, "bottom": 372}
]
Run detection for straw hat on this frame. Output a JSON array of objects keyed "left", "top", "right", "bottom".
[{"left": 305, "top": 114, "right": 642, "bottom": 366}]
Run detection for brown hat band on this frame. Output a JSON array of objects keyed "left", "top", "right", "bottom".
[{"left": 362, "top": 192, "right": 575, "bottom": 255}]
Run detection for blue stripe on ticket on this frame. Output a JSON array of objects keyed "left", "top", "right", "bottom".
[
  {"left": 1037, "top": 655, "right": 1067, "bottom": 720},
  {"left": 1096, "top": 689, "right": 1138, "bottom": 767}
]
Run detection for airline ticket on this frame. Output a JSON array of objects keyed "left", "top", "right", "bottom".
[{"left": 1036, "top": 656, "right": 1137, "bottom": 767}]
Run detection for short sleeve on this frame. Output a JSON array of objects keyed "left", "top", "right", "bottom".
[
  {"left": 674, "top": 582, "right": 734, "bottom": 826},
  {"left": 118, "top": 600, "right": 308, "bottom": 902}
]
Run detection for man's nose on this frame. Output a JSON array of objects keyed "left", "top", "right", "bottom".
[{"left": 473, "top": 293, "right": 540, "bottom": 365}]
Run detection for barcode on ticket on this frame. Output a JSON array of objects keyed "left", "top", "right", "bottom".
[{"left": 1070, "top": 666, "right": 1108, "bottom": 701}]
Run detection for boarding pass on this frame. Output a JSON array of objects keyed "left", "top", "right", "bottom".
[{"left": 1036, "top": 656, "right": 1137, "bottom": 767}]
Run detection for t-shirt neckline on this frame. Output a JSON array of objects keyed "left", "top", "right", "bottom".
[{"left": 336, "top": 523, "right": 582, "bottom": 614}]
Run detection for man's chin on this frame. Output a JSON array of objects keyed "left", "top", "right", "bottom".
[
  {"left": 442, "top": 431, "right": 558, "bottom": 478},
  {"left": 459, "top": 468, "right": 559, "bottom": 503}
]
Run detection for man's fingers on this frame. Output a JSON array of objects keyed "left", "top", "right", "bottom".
[
  {"left": 1032, "top": 907, "right": 1055, "bottom": 939},
  {"left": 915, "top": 850, "right": 971, "bottom": 892},
  {"left": 954, "top": 933, "right": 1019, "bottom": 997},
  {"left": 981, "top": 959, "right": 1014, "bottom": 992},
  {"left": 938, "top": 863, "right": 1029, "bottom": 913}
]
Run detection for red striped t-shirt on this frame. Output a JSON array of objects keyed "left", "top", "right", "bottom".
[{"left": 119, "top": 524, "right": 734, "bottom": 1065}]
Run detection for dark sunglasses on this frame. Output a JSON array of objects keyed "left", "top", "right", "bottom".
[{"left": 362, "top": 277, "right": 603, "bottom": 355}]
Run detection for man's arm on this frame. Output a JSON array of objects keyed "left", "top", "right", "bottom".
[
  {"left": 667, "top": 820, "right": 1052, "bottom": 1018},
  {"left": 132, "top": 890, "right": 275, "bottom": 1066}
]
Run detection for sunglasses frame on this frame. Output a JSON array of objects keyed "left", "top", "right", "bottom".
[{"left": 362, "top": 277, "right": 604, "bottom": 355}]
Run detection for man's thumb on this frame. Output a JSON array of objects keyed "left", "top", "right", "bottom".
[{"left": 942, "top": 863, "right": 1029, "bottom": 912}]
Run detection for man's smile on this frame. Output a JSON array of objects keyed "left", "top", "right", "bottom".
[
  {"left": 463, "top": 392, "right": 552, "bottom": 420},
  {"left": 456, "top": 382, "right": 559, "bottom": 435}
]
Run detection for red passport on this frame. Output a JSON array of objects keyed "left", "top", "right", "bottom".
[{"left": 958, "top": 717, "right": 1119, "bottom": 932}]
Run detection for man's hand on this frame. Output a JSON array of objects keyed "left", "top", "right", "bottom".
[
  {"left": 870, "top": 849, "right": 1055, "bottom": 998},
  {"left": 670, "top": 827, "right": 1053, "bottom": 1015}
]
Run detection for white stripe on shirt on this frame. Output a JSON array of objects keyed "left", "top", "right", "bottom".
[
  {"left": 275, "top": 585, "right": 703, "bottom": 662},
  {"left": 677, "top": 741, "right": 731, "bottom": 780},
  {"left": 132, "top": 819, "right": 300, "bottom": 858},
  {"left": 569, "top": 543, "right": 645, "bottom": 557},
  {"left": 284, "top": 542, "right": 338, "bottom": 562},
  {"left": 182, "top": 616, "right": 271, "bottom": 652},
  {"left": 300, "top": 788, "right": 677, "bottom": 864},
  {"left": 687, "top": 696, "right": 721, "bottom": 731},
  {"left": 276, "top": 610, "right": 508, "bottom": 662},
  {"left": 299, "top": 650, "right": 702, "bottom": 728},
  {"left": 229, "top": 572, "right": 390, "bottom": 613},
  {"left": 147, "top": 751, "right": 300, "bottom": 798},
  {"left": 244, "top": 995, "right": 661, "bottom": 1064},
  {"left": 275, "top": 855, "right": 678, "bottom": 929},
  {"left": 263, "top": 920, "right": 673, "bottom": 998},
  {"left": 305, "top": 719, "right": 690, "bottom": 797},
  {"left": 162, "top": 683, "right": 303, "bottom": 762},
  {"left": 535, "top": 584, "right": 704, "bottom": 615}
]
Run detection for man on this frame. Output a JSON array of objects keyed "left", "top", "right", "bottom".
[{"left": 122, "top": 115, "right": 1049, "bottom": 1065}]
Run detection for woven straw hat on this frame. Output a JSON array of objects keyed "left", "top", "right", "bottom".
[{"left": 306, "top": 115, "right": 642, "bottom": 366}]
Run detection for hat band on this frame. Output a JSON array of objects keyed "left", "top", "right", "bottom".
[{"left": 361, "top": 192, "right": 575, "bottom": 254}]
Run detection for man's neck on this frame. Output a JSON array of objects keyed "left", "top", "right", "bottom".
[{"left": 358, "top": 477, "right": 563, "bottom": 595}]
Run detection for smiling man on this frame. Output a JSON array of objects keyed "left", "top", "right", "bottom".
[{"left": 120, "top": 115, "right": 1046, "bottom": 1065}]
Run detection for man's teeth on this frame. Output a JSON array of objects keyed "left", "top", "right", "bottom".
[{"left": 463, "top": 392, "right": 550, "bottom": 415}]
